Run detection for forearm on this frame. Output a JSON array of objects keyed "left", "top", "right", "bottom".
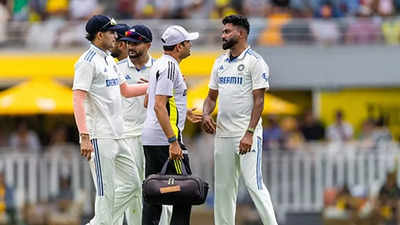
[
  {"left": 121, "top": 83, "right": 148, "bottom": 98},
  {"left": 203, "top": 97, "right": 216, "bottom": 116},
  {"left": 248, "top": 89, "right": 265, "bottom": 130},
  {"left": 203, "top": 89, "right": 218, "bottom": 116},
  {"left": 73, "top": 91, "right": 89, "bottom": 134},
  {"left": 155, "top": 106, "right": 176, "bottom": 138}
]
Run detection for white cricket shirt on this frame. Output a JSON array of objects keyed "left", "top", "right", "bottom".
[
  {"left": 209, "top": 47, "right": 270, "bottom": 137},
  {"left": 118, "top": 56, "right": 154, "bottom": 137},
  {"left": 73, "top": 44, "right": 126, "bottom": 139}
]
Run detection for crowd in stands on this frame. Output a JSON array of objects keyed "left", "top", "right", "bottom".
[
  {"left": 262, "top": 109, "right": 395, "bottom": 151},
  {"left": 0, "top": 0, "right": 400, "bottom": 47},
  {"left": 323, "top": 170, "right": 400, "bottom": 225}
]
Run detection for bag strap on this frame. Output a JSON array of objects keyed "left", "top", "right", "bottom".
[{"left": 160, "top": 159, "right": 188, "bottom": 175}]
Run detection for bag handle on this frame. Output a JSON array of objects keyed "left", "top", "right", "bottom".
[{"left": 160, "top": 159, "right": 188, "bottom": 176}]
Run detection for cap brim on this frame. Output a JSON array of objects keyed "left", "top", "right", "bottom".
[
  {"left": 119, "top": 37, "right": 143, "bottom": 43},
  {"left": 107, "top": 25, "right": 120, "bottom": 31},
  {"left": 186, "top": 32, "right": 199, "bottom": 41}
]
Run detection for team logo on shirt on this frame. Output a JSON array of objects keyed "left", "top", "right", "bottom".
[
  {"left": 237, "top": 64, "right": 245, "bottom": 71},
  {"left": 218, "top": 65, "right": 224, "bottom": 71},
  {"left": 125, "top": 74, "right": 132, "bottom": 80},
  {"left": 262, "top": 73, "right": 269, "bottom": 82},
  {"left": 106, "top": 78, "right": 119, "bottom": 87}
]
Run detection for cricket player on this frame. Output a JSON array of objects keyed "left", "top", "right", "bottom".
[
  {"left": 141, "top": 25, "right": 199, "bottom": 225},
  {"left": 202, "top": 15, "right": 279, "bottom": 225},
  {"left": 72, "top": 15, "right": 148, "bottom": 225}
]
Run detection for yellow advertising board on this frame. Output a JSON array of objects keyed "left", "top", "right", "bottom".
[
  {"left": 320, "top": 88, "right": 400, "bottom": 140},
  {"left": 0, "top": 51, "right": 221, "bottom": 79}
]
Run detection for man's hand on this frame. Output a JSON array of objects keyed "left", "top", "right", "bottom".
[
  {"left": 186, "top": 108, "right": 202, "bottom": 123},
  {"left": 169, "top": 142, "right": 183, "bottom": 160},
  {"left": 80, "top": 134, "right": 93, "bottom": 160},
  {"left": 239, "top": 132, "right": 253, "bottom": 155},
  {"left": 202, "top": 114, "right": 216, "bottom": 134}
]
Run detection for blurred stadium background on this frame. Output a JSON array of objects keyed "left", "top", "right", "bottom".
[{"left": 0, "top": 0, "right": 400, "bottom": 224}]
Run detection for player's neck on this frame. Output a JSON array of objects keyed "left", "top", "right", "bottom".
[
  {"left": 117, "top": 52, "right": 128, "bottom": 61},
  {"left": 229, "top": 42, "right": 248, "bottom": 58},
  {"left": 92, "top": 41, "right": 109, "bottom": 53},
  {"left": 165, "top": 52, "right": 181, "bottom": 64},
  {"left": 132, "top": 53, "right": 149, "bottom": 70}
]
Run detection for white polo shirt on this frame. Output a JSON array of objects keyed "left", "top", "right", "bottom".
[
  {"left": 142, "top": 54, "right": 187, "bottom": 145},
  {"left": 209, "top": 47, "right": 270, "bottom": 137},
  {"left": 117, "top": 56, "right": 154, "bottom": 137},
  {"left": 72, "top": 44, "right": 126, "bottom": 139}
]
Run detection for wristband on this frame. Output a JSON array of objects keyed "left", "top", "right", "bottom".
[
  {"left": 247, "top": 128, "right": 255, "bottom": 134},
  {"left": 168, "top": 136, "right": 177, "bottom": 144}
]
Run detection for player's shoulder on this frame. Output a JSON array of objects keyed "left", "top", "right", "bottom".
[
  {"left": 245, "top": 48, "right": 264, "bottom": 61},
  {"left": 78, "top": 48, "right": 98, "bottom": 63},
  {"left": 215, "top": 53, "right": 228, "bottom": 64},
  {"left": 154, "top": 55, "right": 176, "bottom": 71},
  {"left": 116, "top": 58, "right": 129, "bottom": 70}
]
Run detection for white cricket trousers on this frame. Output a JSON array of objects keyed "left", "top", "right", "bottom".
[
  {"left": 214, "top": 129, "right": 278, "bottom": 225},
  {"left": 89, "top": 137, "right": 172, "bottom": 225},
  {"left": 86, "top": 138, "right": 141, "bottom": 225}
]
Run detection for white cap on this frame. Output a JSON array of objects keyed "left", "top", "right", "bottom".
[{"left": 161, "top": 25, "right": 199, "bottom": 46}]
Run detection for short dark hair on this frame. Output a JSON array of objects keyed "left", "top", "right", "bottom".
[
  {"left": 222, "top": 15, "right": 250, "bottom": 35},
  {"left": 163, "top": 44, "right": 177, "bottom": 51},
  {"left": 86, "top": 32, "right": 96, "bottom": 42},
  {"left": 162, "top": 41, "right": 186, "bottom": 52}
]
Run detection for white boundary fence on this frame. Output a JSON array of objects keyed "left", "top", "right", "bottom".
[{"left": 1, "top": 142, "right": 399, "bottom": 221}]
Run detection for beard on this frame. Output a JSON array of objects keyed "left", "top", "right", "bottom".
[
  {"left": 128, "top": 50, "right": 143, "bottom": 59},
  {"left": 222, "top": 38, "right": 237, "bottom": 50}
]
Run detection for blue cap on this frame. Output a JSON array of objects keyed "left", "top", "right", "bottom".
[
  {"left": 113, "top": 24, "right": 130, "bottom": 41},
  {"left": 120, "top": 25, "right": 152, "bottom": 43},
  {"left": 85, "top": 15, "right": 118, "bottom": 35}
]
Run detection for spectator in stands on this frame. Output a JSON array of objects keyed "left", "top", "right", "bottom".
[
  {"left": 382, "top": 18, "right": 400, "bottom": 45},
  {"left": 327, "top": 110, "right": 353, "bottom": 142},
  {"left": 310, "top": 2, "right": 340, "bottom": 45},
  {"left": 69, "top": 0, "right": 103, "bottom": 20},
  {"left": 9, "top": 120, "right": 41, "bottom": 153},
  {"left": 376, "top": 171, "right": 400, "bottom": 225},
  {"left": 46, "top": 126, "right": 76, "bottom": 159},
  {"left": 0, "top": 170, "right": 16, "bottom": 225},
  {"left": 300, "top": 110, "right": 325, "bottom": 141},
  {"left": 258, "top": 1, "right": 293, "bottom": 46},
  {"left": 359, "top": 118, "right": 376, "bottom": 149},
  {"left": 11, "top": 0, "right": 29, "bottom": 21},
  {"left": 345, "top": 7, "right": 381, "bottom": 44},
  {"left": 242, "top": 0, "right": 268, "bottom": 17},
  {"left": 372, "top": 116, "right": 393, "bottom": 147},
  {"left": 210, "top": 0, "right": 238, "bottom": 19},
  {"left": 281, "top": 116, "right": 304, "bottom": 151},
  {"left": 263, "top": 115, "right": 283, "bottom": 150}
]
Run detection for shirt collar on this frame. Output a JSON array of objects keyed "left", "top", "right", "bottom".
[
  {"left": 90, "top": 44, "right": 110, "bottom": 57},
  {"left": 127, "top": 54, "right": 153, "bottom": 70},
  {"left": 224, "top": 46, "right": 251, "bottom": 63}
]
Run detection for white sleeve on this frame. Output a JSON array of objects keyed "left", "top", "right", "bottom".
[
  {"left": 155, "top": 64, "right": 173, "bottom": 97},
  {"left": 118, "top": 68, "right": 126, "bottom": 85},
  {"left": 251, "top": 59, "right": 270, "bottom": 90},
  {"left": 72, "top": 61, "right": 95, "bottom": 91},
  {"left": 208, "top": 60, "right": 219, "bottom": 90}
]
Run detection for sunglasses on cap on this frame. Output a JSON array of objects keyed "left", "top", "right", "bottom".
[
  {"left": 125, "top": 30, "right": 151, "bottom": 42},
  {"left": 99, "top": 18, "right": 117, "bottom": 32}
]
